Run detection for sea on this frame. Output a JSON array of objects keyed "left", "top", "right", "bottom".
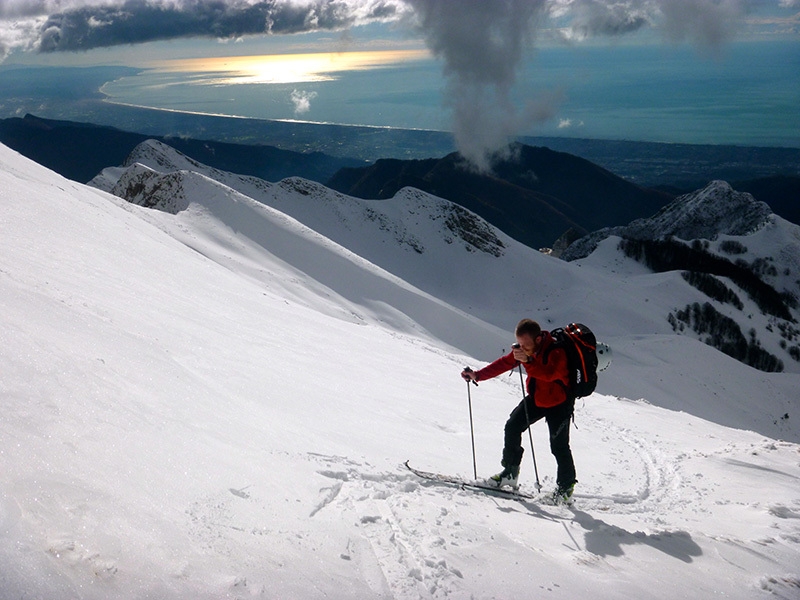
[{"left": 96, "top": 40, "right": 800, "bottom": 149}]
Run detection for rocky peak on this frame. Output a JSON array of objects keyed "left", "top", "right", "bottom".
[
  {"left": 562, "top": 181, "right": 773, "bottom": 260},
  {"left": 633, "top": 180, "right": 772, "bottom": 240}
]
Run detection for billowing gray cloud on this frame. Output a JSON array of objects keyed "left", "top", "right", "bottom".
[
  {"left": 404, "top": 0, "right": 548, "bottom": 171},
  {"left": 406, "top": 0, "right": 751, "bottom": 170}
]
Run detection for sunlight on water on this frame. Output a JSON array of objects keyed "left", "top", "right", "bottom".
[
  {"left": 95, "top": 41, "right": 798, "bottom": 147},
  {"left": 148, "top": 49, "right": 431, "bottom": 85}
]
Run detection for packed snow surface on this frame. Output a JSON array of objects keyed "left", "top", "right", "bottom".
[{"left": 2, "top": 142, "right": 799, "bottom": 599}]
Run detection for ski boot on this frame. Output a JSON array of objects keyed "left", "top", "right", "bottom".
[
  {"left": 551, "top": 482, "right": 576, "bottom": 505},
  {"left": 486, "top": 464, "right": 520, "bottom": 489}
]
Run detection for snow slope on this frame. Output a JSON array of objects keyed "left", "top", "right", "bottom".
[
  {"left": 2, "top": 142, "right": 799, "bottom": 599},
  {"left": 92, "top": 140, "right": 800, "bottom": 439}
]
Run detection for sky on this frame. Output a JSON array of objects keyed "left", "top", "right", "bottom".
[{"left": 1, "top": 0, "right": 799, "bottom": 168}]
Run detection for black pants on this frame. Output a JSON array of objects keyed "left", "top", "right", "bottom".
[{"left": 502, "top": 395, "right": 576, "bottom": 489}]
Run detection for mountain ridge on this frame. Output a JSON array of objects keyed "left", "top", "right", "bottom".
[
  {"left": 562, "top": 181, "right": 777, "bottom": 261},
  {"left": 326, "top": 143, "right": 674, "bottom": 249},
  {"left": 0, "top": 113, "right": 361, "bottom": 184},
  {"left": 92, "top": 139, "right": 800, "bottom": 382},
  {"left": 5, "top": 113, "right": 799, "bottom": 252}
]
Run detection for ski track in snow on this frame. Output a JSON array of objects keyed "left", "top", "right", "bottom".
[
  {"left": 347, "top": 444, "right": 666, "bottom": 599},
  {"left": 175, "top": 428, "right": 789, "bottom": 600},
  {"left": 585, "top": 415, "right": 680, "bottom": 512},
  {"left": 30, "top": 435, "right": 799, "bottom": 599},
  {"left": 314, "top": 457, "right": 480, "bottom": 599}
]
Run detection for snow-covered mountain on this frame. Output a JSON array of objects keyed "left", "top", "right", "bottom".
[
  {"left": 3, "top": 141, "right": 799, "bottom": 599},
  {"left": 562, "top": 180, "right": 778, "bottom": 260},
  {"left": 95, "top": 141, "right": 800, "bottom": 383},
  {"left": 558, "top": 178, "right": 800, "bottom": 377}
]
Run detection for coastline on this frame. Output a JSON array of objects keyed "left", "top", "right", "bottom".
[{"left": 1, "top": 62, "right": 799, "bottom": 187}]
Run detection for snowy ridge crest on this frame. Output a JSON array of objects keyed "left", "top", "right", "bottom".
[
  {"left": 98, "top": 139, "right": 507, "bottom": 259},
  {"left": 635, "top": 180, "right": 772, "bottom": 239},
  {"left": 563, "top": 180, "right": 773, "bottom": 261},
  {"left": 94, "top": 141, "right": 800, "bottom": 378},
  {"left": 124, "top": 138, "right": 208, "bottom": 172},
  {"left": 91, "top": 139, "right": 272, "bottom": 199}
]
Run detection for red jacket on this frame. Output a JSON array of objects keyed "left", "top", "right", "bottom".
[{"left": 474, "top": 331, "right": 569, "bottom": 408}]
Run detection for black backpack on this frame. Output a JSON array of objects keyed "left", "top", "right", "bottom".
[{"left": 544, "top": 323, "right": 599, "bottom": 400}]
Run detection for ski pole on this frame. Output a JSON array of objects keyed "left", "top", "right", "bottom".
[
  {"left": 464, "top": 367, "right": 478, "bottom": 480},
  {"left": 514, "top": 351, "right": 541, "bottom": 490}
]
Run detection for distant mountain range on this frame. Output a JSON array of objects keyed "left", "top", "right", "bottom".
[
  {"left": 326, "top": 144, "right": 673, "bottom": 249},
  {"left": 0, "top": 113, "right": 361, "bottom": 185},
  {"left": 564, "top": 179, "right": 800, "bottom": 373},
  {"left": 2, "top": 113, "right": 798, "bottom": 250}
]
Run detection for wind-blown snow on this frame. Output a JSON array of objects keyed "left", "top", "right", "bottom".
[{"left": 2, "top": 142, "right": 799, "bottom": 599}]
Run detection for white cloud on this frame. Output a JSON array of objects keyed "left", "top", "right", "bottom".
[
  {"left": 291, "top": 89, "right": 318, "bottom": 114},
  {"left": 557, "top": 117, "right": 584, "bottom": 129}
]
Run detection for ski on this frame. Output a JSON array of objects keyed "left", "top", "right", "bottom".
[{"left": 405, "top": 461, "right": 545, "bottom": 502}]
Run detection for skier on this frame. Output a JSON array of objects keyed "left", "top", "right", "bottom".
[{"left": 461, "top": 318, "right": 577, "bottom": 503}]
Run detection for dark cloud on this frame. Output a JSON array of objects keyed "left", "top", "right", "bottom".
[
  {"left": 31, "top": 0, "right": 401, "bottom": 52},
  {"left": 566, "top": 0, "right": 650, "bottom": 38},
  {"left": 1, "top": 1, "right": 752, "bottom": 59},
  {"left": 38, "top": 2, "right": 264, "bottom": 51}
]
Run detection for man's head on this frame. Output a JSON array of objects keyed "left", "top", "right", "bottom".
[{"left": 515, "top": 318, "right": 542, "bottom": 354}]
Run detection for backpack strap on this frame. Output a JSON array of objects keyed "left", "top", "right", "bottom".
[
  {"left": 563, "top": 323, "right": 596, "bottom": 391},
  {"left": 540, "top": 328, "right": 562, "bottom": 365},
  {"left": 542, "top": 329, "right": 572, "bottom": 399}
]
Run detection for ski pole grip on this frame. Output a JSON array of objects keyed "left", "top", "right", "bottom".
[{"left": 463, "top": 366, "right": 478, "bottom": 386}]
